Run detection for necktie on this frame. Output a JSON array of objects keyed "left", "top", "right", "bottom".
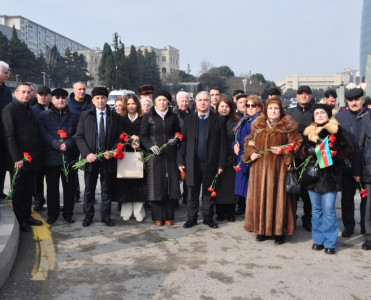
[
  {"left": 99, "top": 112, "right": 106, "bottom": 150},
  {"left": 200, "top": 114, "right": 205, "bottom": 120}
]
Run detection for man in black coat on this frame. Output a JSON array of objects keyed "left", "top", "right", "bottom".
[
  {"left": 178, "top": 91, "right": 227, "bottom": 229},
  {"left": 75, "top": 87, "right": 123, "bottom": 227},
  {"left": 287, "top": 85, "right": 314, "bottom": 232},
  {"left": 2, "top": 83, "right": 42, "bottom": 232},
  {"left": 31, "top": 85, "right": 52, "bottom": 211},
  {"left": 336, "top": 88, "right": 369, "bottom": 237},
  {"left": 0, "top": 61, "right": 12, "bottom": 199}
]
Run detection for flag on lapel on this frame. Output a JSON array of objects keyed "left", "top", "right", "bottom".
[{"left": 315, "top": 136, "right": 333, "bottom": 169}]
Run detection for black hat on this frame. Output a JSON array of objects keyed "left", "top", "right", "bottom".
[
  {"left": 297, "top": 85, "right": 312, "bottom": 94},
  {"left": 138, "top": 85, "right": 154, "bottom": 95},
  {"left": 268, "top": 87, "right": 282, "bottom": 96},
  {"left": 91, "top": 87, "right": 109, "bottom": 98},
  {"left": 312, "top": 104, "right": 332, "bottom": 119},
  {"left": 345, "top": 88, "right": 364, "bottom": 100},
  {"left": 37, "top": 85, "right": 51, "bottom": 95},
  {"left": 51, "top": 88, "right": 68, "bottom": 97},
  {"left": 236, "top": 94, "right": 248, "bottom": 101},
  {"left": 153, "top": 89, "right": 172, "bottom": 102},
  {"left": 232, "top": 89, "right": 245, "bottom": 97}
]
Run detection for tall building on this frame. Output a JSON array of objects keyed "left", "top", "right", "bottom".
[
  {"left": 0, "top": 15, "right": 89, "bottom": 56},
  {"left": 360, "top": 0, "right": 371, "bottom": 95},
  {"left": 124, "top": 45, "right": 179, "bottom": 79}
]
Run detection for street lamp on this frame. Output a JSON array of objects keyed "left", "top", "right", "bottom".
[
  {"left": 242, "top": 78, "right": 247, "bottom": 93},
  {"left": 41, "top": 72, "right": 46, "bottom": 86},
  {"left": 111, "top": 32, "right": 122, "bottom": 90}
]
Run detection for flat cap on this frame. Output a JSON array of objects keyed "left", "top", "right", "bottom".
[
  {"left": 91, "top": 87, "right": 109, "bottom": 98},
  {"left": 297, "top": 85, "right": 312, "bottom": 94},
  {"left": 153, "top": 89, "right": 172, "bottom": 102},
  {"left": 37, "top": 85, "right": 51, "bottom": 95},
  {"left": 236, "top": 94, "right": 248, "bottom": 101},
  {"left": 51, "top": 88, "right": 68, "bottom": 97},
  {"left": 138, "top": 84, "right": 154, "bottom": 95},
  {"left": 345, "top": 88, "right": 364, "bottom": 100}
]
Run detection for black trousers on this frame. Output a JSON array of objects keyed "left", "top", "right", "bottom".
[
  {"left": 151, "top": 199, "right": 174, "bottom": 221},
  {"left": 216, "top": 204, "right": 235, "bottom": 217},
  {"left": 0, "top": 168, "right": 6, "bottom": 194},
  {"left": 45, "top": 166, "right": 76, "bottom": 219},
  {"left": 341, "top": 172, "right": 366, "bottom": 231},
  {"left": 33, "top": 169, "right": 46, "bottom": 205},
  {"left": 11, "top": 170, "right": 35, "bottom": 223},
  {"left": 187, "top": 161, "right": 215, "bottom": 220},
  {"left": 83, "top": 161, "right": 113, "bottom": 219}
]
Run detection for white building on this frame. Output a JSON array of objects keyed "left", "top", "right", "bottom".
[{"left": 0, "top": 15, "right": 89, "bottom": 56}]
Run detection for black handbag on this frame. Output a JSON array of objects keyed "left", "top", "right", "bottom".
[
  {"left": 300, "top": 160, "right": 320, "bottom": 187},
  {"left": 285, "top": 164, "right": 301, "bottom": 194}
]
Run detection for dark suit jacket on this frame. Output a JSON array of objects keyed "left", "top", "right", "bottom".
[
  {"left": 75, "top": 105, "right": 124, "bottom": 173},
  {"left": 177, "top": 111, "right": 227, "bottom": 191}
]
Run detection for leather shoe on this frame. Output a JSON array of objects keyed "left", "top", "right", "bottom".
[
  {"left": 203, "top": 219, "right": 218, "bottom": 228},
  {"left": 256, "top": 235, "right": 266, "bottom": 242},
  {"left": 64, "top": 217, "right": 75, "bottom": 224},
  {"left": 82, "top": 217, "right": 92, "bottom": 227},
  {"left": 46, "top": 217, "right": 57, "bottom": 225},
  {"left": 101, "top": 217, "right": 115, "bottom": 226},
  {"left": 275, "top": 235, "right": 285, "bottom": 245},
  {"left": 362, "top": 241, "right": 371, "bottom": 250},
  {"left": 155, "top": 220, "right": 163, "bottom": 226},
  {"left": 20, "top": 223, "right": 31, "bottom": 232},
  {"left": 324, "top": 248, "right": 336, "bottom": 254},
  {"left": 164, "top": 220, "right": 173, "bottom": 226},
  {"left": 341, "top": 228, "right": 353, "bottom": 238},
  {"left": 27, "top": 216, "right": 42, "bottom": 226},
  {"left": 183, "top": 219, "right": 197, "bottom": 228},
  {"left": 312, "top": 244, "right": 324, "bottom": 251}
]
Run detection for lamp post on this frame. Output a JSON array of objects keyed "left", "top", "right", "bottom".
[
  {"left": 41, "top": 72, "right": 46, "bottom": 85},
  {"left": 242, "top": 78, "right": 247, "bottom": 93},
  {"left": 111, "top": 32, "right": 122, "bottom": 90}
]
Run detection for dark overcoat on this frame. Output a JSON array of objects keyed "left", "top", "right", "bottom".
[
  {"left": 1, "top": 99, "right": 41, "bottom": 172},
  {"left": 359, "top": 113, "right": 371, "bottom": 183},
  {"left": 140, "top": 107, "right": 181, "bottom": 201},
  {"left": 0, "top": 83, "right": 12, "bottom": 169},
  {"left": 177, "top": 111, "right": 227, "bottom": 194},
  {"left": 75, "top": 105, "right": 124, "bottom": 173},
  {"left": 39, "top": 106, "right": 80, "bottom": 168}
]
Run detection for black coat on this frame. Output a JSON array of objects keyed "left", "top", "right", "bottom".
[
  {"left": 287, "top": 103, "right": 313, "bottom": 135},
  {"left": 1, "top": 99, "right": 41, "bottom": 172},
  {"left": 177, "top": 111, "right": 227, "bottom": 193},
  {"left": 75, "top": 105, "right": 124, "bottom": 173},
  {"left": 0, "top": 83, "right": 12, "bottom": 169},
  {"left": 359, "top": 113, "right": 371, "bottom": 183},
  {"left": 31, "top": 102, "right": 53, "bottom": 122},
  {"left": 39, "top": 106, "right": 80, "bottom": 168},
  {"left": 140, "top": 106, "right": 181, "bottom": 201}
]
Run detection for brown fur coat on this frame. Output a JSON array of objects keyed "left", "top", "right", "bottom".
[{"left": 242, "top": 114, "right": 302, "bottom": 236}]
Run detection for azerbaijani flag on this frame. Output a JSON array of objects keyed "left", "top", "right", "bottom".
[{"left": 315, "top": 136, "right": 333, "bottom": 169}]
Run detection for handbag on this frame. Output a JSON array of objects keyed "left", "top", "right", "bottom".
[
  {"left": 285, "top": 164, "right": 301, "bottom": 194},
  {"left": 300, "top": 160, "right": 319, "bottom": 187},
  {"left": 117, "top": 151, "right": 143, "bottom": 179}
]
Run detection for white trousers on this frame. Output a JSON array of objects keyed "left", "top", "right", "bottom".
[{"left": 120, "top": 202, "right": 145, "bottom": 221}]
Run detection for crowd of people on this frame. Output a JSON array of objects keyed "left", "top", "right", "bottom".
[{"left": 1, "top": 60, "right": 371, "bottom": 254}]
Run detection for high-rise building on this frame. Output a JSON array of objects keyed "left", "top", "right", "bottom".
[
  {"left": 361, "top": 0, "right": 371, "bottom": 95},
  {"left": 0, "top": 15, "right": 89, "bottom": 56}
]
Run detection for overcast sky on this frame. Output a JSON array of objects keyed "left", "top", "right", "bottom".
[{"left": 2, "top": 0, "right": 363, "bottom": 82}]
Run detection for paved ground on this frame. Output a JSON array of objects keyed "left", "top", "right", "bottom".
[{"left": 0, "top": 173, "right": 370, "bottom": 299}]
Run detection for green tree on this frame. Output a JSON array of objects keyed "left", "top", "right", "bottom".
[
  {"left": 199, "top": 71, "right": 227, "bottom": 92},
  {"left": 178, "top": 70, "right": 196, "bottom": 82},
  {"left": 98, "top": 43, "right": 115, "bottom": 89},
  {"left": 0, "top": 31, "right": 10, "bottom": 62},
  {"left": 35, "top": 52, "right": 48, "bottom": 84},
  {"left": 143, "top": 49, "right": 161, "bottom": 89},
  {"left": 127, "top": 45, "right": 139, "bottom": 91},
  {"left": 64, "top": 48, "right": 92, "bottom": 87},
  {"left": 116, "top": 44, "right": 130, "bottom": 89},
  {"left": 9, "top": 26, "right": 39, "bottom": 82},
  {"left": 210, "top": 65, "right": 235, "bottom": 77},
  {"left": 46, "top": 45, "right": 67, "bottom": 87}
]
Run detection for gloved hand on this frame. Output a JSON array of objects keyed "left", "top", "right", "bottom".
[
  {"left": 168, "top": 138, "right": 177, "bottom": 146},
  {"left": 150, "top": 145, "right": 161, "bottom": 155},
  {"left": 306, "top": 146, "right": 315, "bottom": 155}
]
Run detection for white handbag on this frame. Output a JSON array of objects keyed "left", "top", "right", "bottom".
[{"left": 117, "top": 151, "right": 144, "bottom": 178}]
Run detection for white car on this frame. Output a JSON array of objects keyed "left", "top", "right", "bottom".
[{"left": 107, "top": 89, "right": 135, "bottom": 109}]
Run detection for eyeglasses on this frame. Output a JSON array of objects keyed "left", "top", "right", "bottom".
[
  {"left": 54, "top": 96, "right": 67, "bottom": 100},
  {"left": 246, "top": 104, "right": 257, "bottom": 108}
]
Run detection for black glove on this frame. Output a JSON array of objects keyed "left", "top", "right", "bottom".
[
  {"left": 168, "top": 138, "right": 177, "bottom": 146},
  {"left": 150, "top": 145, "right": 160, "bottom": 155},
  {"left": 306, "top": 146, "right": 315, "bottom": 155}
]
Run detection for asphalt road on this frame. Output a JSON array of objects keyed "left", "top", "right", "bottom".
[{"left": 0, "top": 175, "right": 370, "bottom": 300}]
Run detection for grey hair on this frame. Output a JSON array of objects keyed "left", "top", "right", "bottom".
[
  {"left": 176, "top": 91, "right": 189, "bottom": 101},
  {"left": 140, "top": 97, "right": 153, "bottom": 107},
  {"left": 195, "top": 91, "right": 210, "bottom": 101},
  {"left": 0, "top": 61, "right": 9, "bottom": 72}
]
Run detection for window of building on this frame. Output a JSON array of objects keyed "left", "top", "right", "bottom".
[{"left": 162, "top": 56, "right": 166, "bottom": 62}]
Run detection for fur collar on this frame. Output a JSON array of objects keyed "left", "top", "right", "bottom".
[
  {"left": 251, "top": 113, "right": 298, "bottom": 134},
  {"left": 303, "top": 118, "right": 339, "bottom": 143}
]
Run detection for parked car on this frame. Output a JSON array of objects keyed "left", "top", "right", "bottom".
[{"left": 108, "top": 89, "right": 135, "bottom": 108}]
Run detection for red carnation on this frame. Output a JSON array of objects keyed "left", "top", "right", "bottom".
[
  {"left": 211, "top": 191, "right": 217, "bottom": 197},
  {"left": 208, "top": 187, "right": 214, "bottom": 192},
  {"left": 175, "top": 132, "right": 184, "bottom": 141},
  {"left": 57, "top": 129, "right": 67, "bottom": 139},
  {"left": 330, "top": 150, "right": 337, "bottom": 157},
  {"left": 23, "top": 152, "right": 32, "bottom": 163},
  {"left": 233, "top": 165, "right": 241, "bottom": 172},
  {"left": 329, "top": 135, "right": 336, "bottom": 143}
]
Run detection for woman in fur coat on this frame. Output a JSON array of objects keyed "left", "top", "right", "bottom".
[
  {"left": 300, "top": 104, "right": 353, "bottom": 254},
  {"left": 242, "top": 97, "right": 302, "bottom": 244}
]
